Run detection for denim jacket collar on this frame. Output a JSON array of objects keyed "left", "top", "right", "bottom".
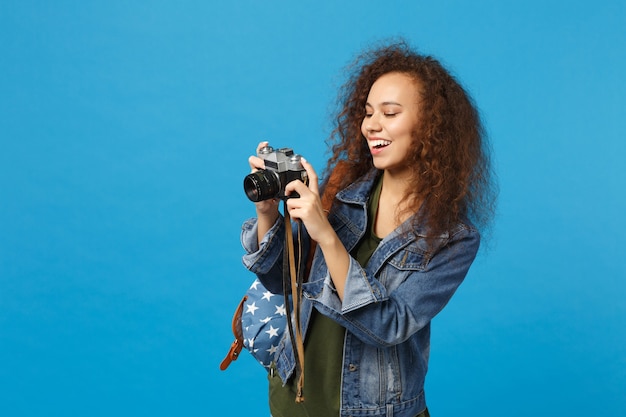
[{"left": 335, "top": 169, "right": 449, "bottom": 242}]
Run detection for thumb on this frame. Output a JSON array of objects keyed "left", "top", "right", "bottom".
[{"left": 300, "top": 157, "right": 319, "bottom": 194}]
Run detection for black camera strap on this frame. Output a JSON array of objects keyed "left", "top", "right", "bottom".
[{"left": 282, "top": 200, "right": 306, "bottom": 403}]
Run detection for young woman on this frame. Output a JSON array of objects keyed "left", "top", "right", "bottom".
[{"left": 241, "top": 40, "right": 496, "bottom": 417}]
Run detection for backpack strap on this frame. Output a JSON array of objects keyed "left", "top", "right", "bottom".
[{"left": 219, "top": 295, "right": 248, "bottom": 370}]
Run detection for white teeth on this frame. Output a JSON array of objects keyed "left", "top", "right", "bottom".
[{"left": 371, "top": 139, "right": 391, "bottom": 148}]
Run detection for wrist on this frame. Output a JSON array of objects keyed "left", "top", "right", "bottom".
[
  {"left": 256, "top": 207, "right": 279, "bottom": 221},
  {"left": 316, "top": 229, "right": 341, "bottom": 251},
  {"left": 255, "top": 201, "right": 279, "bottom": 215}
]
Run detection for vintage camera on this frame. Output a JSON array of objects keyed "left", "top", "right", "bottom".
[{"left": 243, "top": 146, "right": 308, "bottom": 202}]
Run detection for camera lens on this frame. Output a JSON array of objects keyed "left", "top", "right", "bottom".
[{"left": 243, "top": 170, "right": 280, "bottom": 202}]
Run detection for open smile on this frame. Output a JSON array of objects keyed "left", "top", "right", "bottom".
[
  {"left": 369, "top": 139, "right": 391, "bottom": 154},
  {"left": 369, "top": 139, "right": 391, "bottom": 149}
]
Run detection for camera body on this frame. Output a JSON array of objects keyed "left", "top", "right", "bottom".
[{"left": 243, "top": 146, "right": 308, "bottom": 202}]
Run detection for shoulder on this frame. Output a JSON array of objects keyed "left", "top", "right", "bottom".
[
  {"left": 401, "top": 217, "right": 479, "bottom": 260},
  {"left": 334, "top": 170, "right": 380, "bottom": 204}
]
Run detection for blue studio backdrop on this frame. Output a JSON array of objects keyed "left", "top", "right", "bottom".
[{"left": 1, "top": 1, "right": 625, "bottom": 416}]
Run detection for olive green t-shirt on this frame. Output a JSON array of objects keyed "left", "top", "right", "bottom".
[{"left": 268, "top": 175, "right": 383, "bottom": 417}]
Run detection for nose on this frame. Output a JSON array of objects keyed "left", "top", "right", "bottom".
[{"left": 363, "top": 113, "right": 382, "bottom": 133}]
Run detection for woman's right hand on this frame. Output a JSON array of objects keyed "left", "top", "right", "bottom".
[{"left": 249, "top": 141, "right": 280, "bottom": 219}]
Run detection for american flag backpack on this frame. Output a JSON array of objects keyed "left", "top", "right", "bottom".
[{"left": 220, "top": 279, "right": 286, "bottom": 371}]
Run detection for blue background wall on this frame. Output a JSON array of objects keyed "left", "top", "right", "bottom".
[{"left": 1, "top": 1, "right": 624, "bottom": 416}]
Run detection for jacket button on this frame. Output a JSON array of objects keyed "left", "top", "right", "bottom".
[{"left": 349, "top": 364, "right": 357, "bottom": 371}]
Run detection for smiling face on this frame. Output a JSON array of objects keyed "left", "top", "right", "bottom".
[{"left": 361, "top": 72, "right": 422, "bottom": 177}]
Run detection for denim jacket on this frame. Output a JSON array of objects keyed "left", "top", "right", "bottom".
[{"left": 241, "top": 170, "right": 480, "bottom": 417}]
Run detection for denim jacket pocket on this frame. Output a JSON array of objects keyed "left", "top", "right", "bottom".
[
  {"left": 375, "top": 245, "right": 431, "bottom": 290},
  {"left": 387, "top": 245, "right": 432, "bottom": 271}
]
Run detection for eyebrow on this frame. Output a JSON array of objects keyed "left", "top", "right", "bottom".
[{"left": 365, "top": 101, "right": 403, "bottom": 107}]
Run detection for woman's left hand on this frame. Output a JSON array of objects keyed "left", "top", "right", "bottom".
[
  {"left": 284, "top": 158, "right": 333, "bottom": 245},
  {"left": 285, "top": 158, "right": 350, "bottom": 300}
]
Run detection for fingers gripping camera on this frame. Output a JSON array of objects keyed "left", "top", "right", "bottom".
[{"left": 244, "top": 146, "right": 309, "bottom": 202}]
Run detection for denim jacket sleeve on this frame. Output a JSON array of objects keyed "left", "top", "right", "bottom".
[
  {"left": 240, "top": 215, "right": 287, "bottom": 295},
  {"left": 308, "top": 223, "right": 480, "bottom": 348}
]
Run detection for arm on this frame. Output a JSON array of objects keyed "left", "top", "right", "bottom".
[
  {"left": 312, "top": 224, "right": 480, "bottom": 347},
  {"left": 241, "top": 215, "right": 285, "bottom": 295},
  {"left": 284, "top": 158, "right": 351, "bottom": 301},
  {"left": 240, "top": 141, "right": 284, "bottom": 293}
]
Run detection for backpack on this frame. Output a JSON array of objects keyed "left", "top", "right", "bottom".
[{"left": 220, "top": 279, "right": 286, "bottom": 371}]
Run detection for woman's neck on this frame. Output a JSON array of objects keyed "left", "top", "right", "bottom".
[
  {"left": 380, "top": 169, "right": 412, "bottom": 200},
  {"left": 373, "top": 170, "right": 415, "bottom": 237}
]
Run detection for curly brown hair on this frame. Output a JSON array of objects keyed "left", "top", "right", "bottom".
[{"left": 321, "top": 40, "right": 497, "bottom": 238}]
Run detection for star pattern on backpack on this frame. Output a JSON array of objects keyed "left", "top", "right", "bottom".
[{"left": 241, "top": 279, "right": 286, "bottom": 369}]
